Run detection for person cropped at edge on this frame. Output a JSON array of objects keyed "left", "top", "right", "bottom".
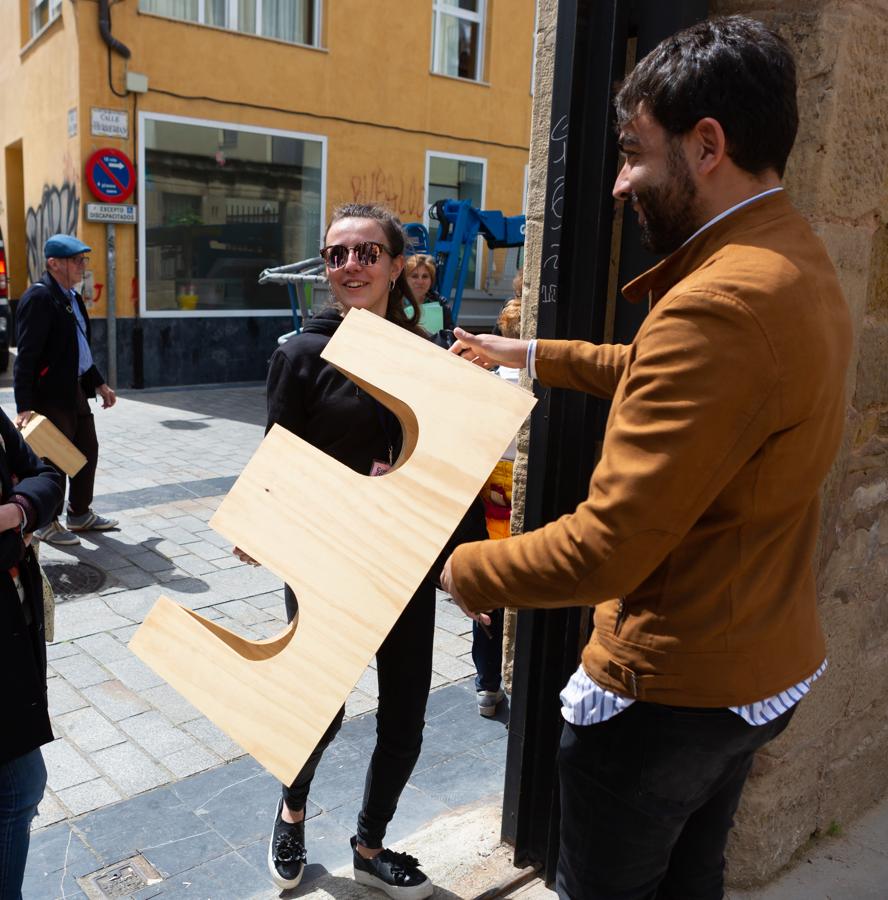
[
  {"left": 471, "top": 295, "right": 523, "bottom": 719},
  {"left": 442, "top": 16, "right": 852, "bottom": 900},
  {"left": 234, "top": 203, "right": 483, "bottom": 899},
  {"left": 0, "top": 409, "right": 64, "bottom": 899},
  {"left": 13, "top": 234, "right": 118, "bottom": 547}
]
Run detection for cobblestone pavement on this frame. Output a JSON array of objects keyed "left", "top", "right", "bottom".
[{"left": 0, "top": 383, "right": 485, "bottom": 834}]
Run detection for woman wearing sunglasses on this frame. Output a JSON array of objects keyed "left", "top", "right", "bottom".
[{"left": 257, "top": 203, "right": 439, "bottom": 898}]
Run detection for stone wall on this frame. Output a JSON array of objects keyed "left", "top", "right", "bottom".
[
  {"left": 500, "top": 0, "right": 556, "bottom": 692},
  {"left": 517, "top": 0, "right": 888, "bottom": 886},
  {"left": 712, "top": 0, "right": 888, "bottom": 885}
]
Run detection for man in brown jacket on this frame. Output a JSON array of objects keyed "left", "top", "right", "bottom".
[{"left": 442, "top": 16, "right": 852, "bottom": 900}]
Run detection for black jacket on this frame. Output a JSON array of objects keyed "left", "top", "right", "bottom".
[
  {"left": 266, "top": 310, "right": 486, "bottom": 574},
  {"left": 0, "top": 411, "right": 64, "bottom": 764},
  {"left": 14, "top": 272, "right": 106, "bottom": 413},
  {"left": 267, "top": 309, "right": 400, "bottom": 474}
]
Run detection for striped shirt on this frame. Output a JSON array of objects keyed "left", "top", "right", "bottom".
[{"left": 561, "top": 659, "right": 827, "bottom": 727}]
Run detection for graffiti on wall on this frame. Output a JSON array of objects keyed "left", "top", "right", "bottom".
[
  {"left": 350, "top": 168, "right": 424, "bottom": 221},
  {"left": 25, "top": 182, "right": 80, "bottom": 284}
]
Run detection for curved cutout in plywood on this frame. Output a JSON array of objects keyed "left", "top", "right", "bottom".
[{"left": 129, "top": 309, "right": 535, "bottom": 784}]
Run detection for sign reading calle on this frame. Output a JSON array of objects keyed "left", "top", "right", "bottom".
[{"left": 91, "top": 107, "right": 129, "bottom": 138}]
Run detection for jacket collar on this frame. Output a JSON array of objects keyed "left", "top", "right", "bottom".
[
  {"left": 40, "top": 271, "right": 81, "bottom": 309},
  {"left": 622, "top": 189, "right": 794, "bottom": 306}
]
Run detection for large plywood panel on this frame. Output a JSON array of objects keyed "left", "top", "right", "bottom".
[{"left": 130, "top": 309, "right": 535, "bottom": 783}]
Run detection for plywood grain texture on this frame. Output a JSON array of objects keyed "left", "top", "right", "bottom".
[
  {"left": 21, "top": 414, "right": 87, "bottom": 476},
  {"left": 129, "top": 309, "right": 536, "bottom": 784}
]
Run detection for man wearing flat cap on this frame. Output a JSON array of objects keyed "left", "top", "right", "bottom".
[{"left": 13, "top": 234, "right": 118, "bottom": 546}]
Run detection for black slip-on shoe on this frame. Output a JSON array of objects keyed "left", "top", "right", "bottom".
[
  {"left": 351, "top": 835, "right": 433, "bottom": 899},
  {"left": 268, "top": 798, "right": 306, "bottom": 890}
]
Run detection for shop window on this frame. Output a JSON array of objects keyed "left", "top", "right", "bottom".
[
  {"left": 139, "top": 0, "right": 319, "bottom": 45},
  {"left": 30, "top": 0, "right": 62, "bottom": 36},
  {"left": 431, "top": 0, "right": 486, "bottom": 81},
  {"left": 139, "top": 113, "right": 325, "bottom": 315},
  {"left": 425, "top": 152, "right": 486, "bottom": 289}
]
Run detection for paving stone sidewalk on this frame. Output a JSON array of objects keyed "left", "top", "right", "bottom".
[
  {"left": 22, "top": 680, "right": 509, "bottom": 899},
  {"left": 0, "top": 384, "right": 491, "bottom": 862}
]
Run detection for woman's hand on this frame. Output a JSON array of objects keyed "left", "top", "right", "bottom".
[
  {"left": 449, "top": 327, "right": 529, "bottom": 370},
  {"left": 233, "top": 546, "right": 260, "bottom": 567},
  {"left": 0, "top": 502, "right": 24, "bottom": 534}
]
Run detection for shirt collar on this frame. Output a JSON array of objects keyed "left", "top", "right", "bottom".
[
  {"left": 678, "top": 187, "right": 784, "bottom": 250},
  {"left": 622, "top": 187, "right": 791, "bottom": 306}
]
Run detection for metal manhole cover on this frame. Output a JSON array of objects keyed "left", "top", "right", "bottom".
[
  {"left": 78, "top": 855, "right": 162, "bottom": 898},
  {"left": 43, "top": 561, "right": 106, "bottom": 601}
]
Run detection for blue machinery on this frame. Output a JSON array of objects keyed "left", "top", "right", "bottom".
[
  {"left": 259, "top": 199, "right": 525, "bottom": 338},
  {"left": 421, "top": 199, "right": 525, "bottom": 323}
]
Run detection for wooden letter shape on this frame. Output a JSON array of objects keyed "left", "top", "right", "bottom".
[
  {"left": 130, "top": 309, "right": 535, "bottom": 784},
  {"left": 21, "top": 414, "right": 87, "bottom": 476}
]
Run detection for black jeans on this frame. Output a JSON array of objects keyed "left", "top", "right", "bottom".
[
  {"left": 39, "top": 386, "right": 99, "bottom": 518},
  {"left": 556, "top": 700, "right": 796, "bottom": 900},
  {"left": 281, "top": 578, "right": 435, "bottom": 849},
  {"left": 472, "top": 608, "right": 504, "bottom": 692}
]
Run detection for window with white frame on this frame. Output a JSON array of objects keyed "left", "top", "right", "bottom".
[
  {"left": 425, "top": 152, "right": 486, "bottom": 289},
  {"left": 139, "top": 113, "right": 325, "bottom": 315},
  {"left": 31, "top": 0, "right": 62, "bottom": 37},
  {"left": 431, "top": 0, "right": 486, "bottom": 81},
  {"left": 139, "top": 0, "right": 319, "bottom": 45}
]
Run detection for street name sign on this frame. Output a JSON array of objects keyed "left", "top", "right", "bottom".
[{"left": 91, "top": 107, "right": 129, "bottom": 138}]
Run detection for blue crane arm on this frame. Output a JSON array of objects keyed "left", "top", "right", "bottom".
[{"left": 423, "top": 200, "right": 526, "bottom": 323}]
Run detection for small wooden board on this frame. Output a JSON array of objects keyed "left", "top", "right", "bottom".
[
  {"left": 130, "top": 309, "right": 535, "bottom": 784},
  {"left": 21, "top": 414, "right": 87, "bottom": 476}
]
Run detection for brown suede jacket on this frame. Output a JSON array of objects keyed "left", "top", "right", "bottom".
[{"left": 452, "top": 191, "right": 852, "bottom": 706}]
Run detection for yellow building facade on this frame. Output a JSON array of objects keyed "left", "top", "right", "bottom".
[{"left": 0, "top": 0, "right": 533, "bottom": 386}]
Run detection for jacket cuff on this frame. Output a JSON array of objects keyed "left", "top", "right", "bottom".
[
  {"left": 81, "top": 365, "right": 105, "bottom": 393},
  {"left": 10, "top": 494, "right": 36, "bottom": 534},
  {"left": 15, "top": 396, "right": 34, "bottom": 414},
  {"left": 451, "top": 540, "right": 505, "bottom": 613}
]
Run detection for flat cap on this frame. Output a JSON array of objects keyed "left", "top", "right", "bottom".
[{"left": 44, "top": 234, "right": 91, "bottom": 258}]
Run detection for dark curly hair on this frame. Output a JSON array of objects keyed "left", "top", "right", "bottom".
[
  {"left": 324, "top": 203, "right": 425, "bottom": 336},
  {"left": 615, "top": 16, "right": 798, "bottom": 177}
]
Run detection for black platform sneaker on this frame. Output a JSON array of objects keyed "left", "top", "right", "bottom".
[
  {"left": 267, "top": 798, "right": 306, "bottom": 890},
  {"left": 351, "top": 835, "right": 433, "bottom": 899}
]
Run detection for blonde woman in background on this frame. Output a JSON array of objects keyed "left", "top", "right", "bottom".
[{"left": 404, "top": 254, "right": 455, "bottom": 332}]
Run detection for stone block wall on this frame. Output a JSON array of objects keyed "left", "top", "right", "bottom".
[
  {"left": 516, "top": 0, "right": 888, "bottom": 886},
  {"left": 713, "top": 0, "right": 888, "bottom": 885},
  {"left": 500, "top": 0, "right": 556, "bottom": 692}
]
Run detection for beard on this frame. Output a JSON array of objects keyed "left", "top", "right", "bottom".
[{"left": 633, "top": 141, "right": 700, "bottom": 255}]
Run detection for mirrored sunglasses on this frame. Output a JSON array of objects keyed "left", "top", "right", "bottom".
[{"left": 319, "top": 242, "right": 391, "bottom": 270}]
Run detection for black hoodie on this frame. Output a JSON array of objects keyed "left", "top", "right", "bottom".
[
  {"left": 266, "top": 309, "right": 400, "bottom": 475},
  {"left": 266, "top": 308, "right": 486, "bottom": 570}
]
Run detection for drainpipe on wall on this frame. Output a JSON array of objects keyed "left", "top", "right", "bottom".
[
  {"left": 98, "top": 0, "right": 131, "bottom": 59},
  {"left": 97, "top": 0, "right": 130, "bottom": 388}
]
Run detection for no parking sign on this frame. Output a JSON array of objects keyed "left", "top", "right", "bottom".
[{"left": 85, "top": 148, "right": 135, "bottom": 203}]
